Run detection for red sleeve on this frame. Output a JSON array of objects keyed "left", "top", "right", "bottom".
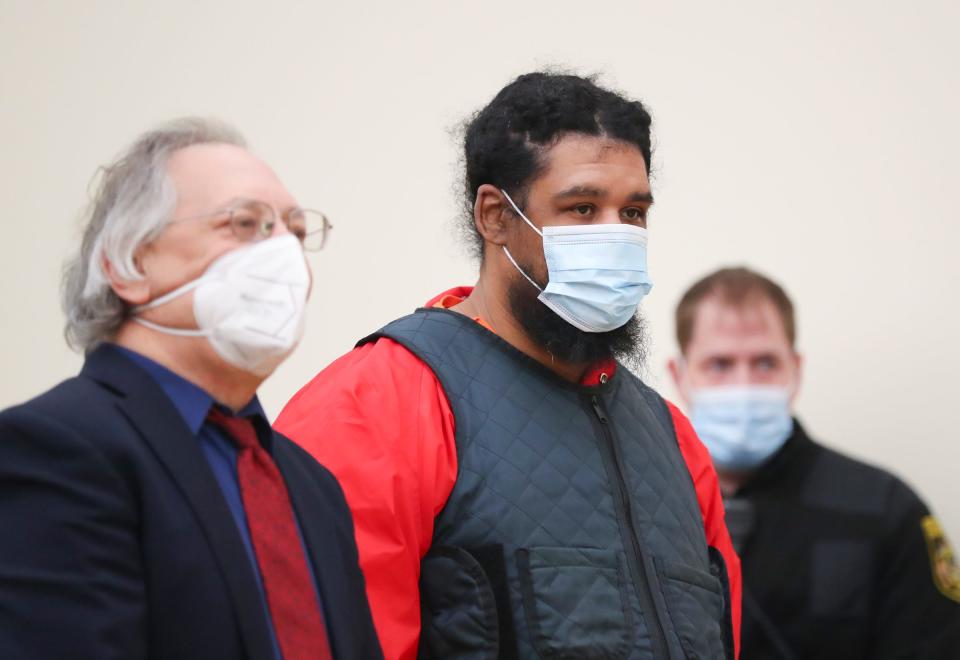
[
  {"left": 274, "top": 338, "right": 458, "bottom": 660},
  {"left": 666, "top": 400, "right": 742, "bottom": 658}
]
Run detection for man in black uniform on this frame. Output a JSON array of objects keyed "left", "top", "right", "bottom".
[{"left": 668, "top": 266, "right": 960, "bottom": 659}]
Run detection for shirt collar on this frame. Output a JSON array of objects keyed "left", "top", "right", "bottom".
[{"left": 109, "top": 344, "right": 267, "bottom": 435}]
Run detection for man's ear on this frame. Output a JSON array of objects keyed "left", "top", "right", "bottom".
[
  {"left": 789, "top": 350, "right": 804, "bottom": 405},
  {"left": 667, "top": 355, "right": 692, "bottom": 407},
  {"left": 103, "top": 253, "right": 151, "bottom": 306},
  {"left": 667, "top": 356, "right": 682, "bottom": 389},
  {"left": 473, "top": 184, "right": 511, "bottom": 248}
]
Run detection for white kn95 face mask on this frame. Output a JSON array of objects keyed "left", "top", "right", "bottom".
[{"left": 132, "top": 234, "right": 310, "bottom": 376}]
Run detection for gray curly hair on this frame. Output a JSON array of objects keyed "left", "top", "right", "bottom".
[{"left": 61, "top": 117, "right": 246, "bottom": 352}]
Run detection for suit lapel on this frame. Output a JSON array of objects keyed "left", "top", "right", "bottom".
[{"left": 82, "top": 346, "right": 275, "bottom": 660}]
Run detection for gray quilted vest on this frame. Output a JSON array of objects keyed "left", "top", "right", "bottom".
[{"left": 361, "top": 309, "right": 733, "bottom": 659}]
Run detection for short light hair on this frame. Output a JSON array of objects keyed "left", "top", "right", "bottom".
[
  {"left": 61, "top": 117, "right": 246, "bottom": 352},
  {"left": 675, "top": 266, "right": 796, "bottom": 353}
]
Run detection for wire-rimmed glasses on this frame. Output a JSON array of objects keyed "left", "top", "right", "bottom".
[{"left": 172, "top": 198, "right": 333, "bottom": 251}]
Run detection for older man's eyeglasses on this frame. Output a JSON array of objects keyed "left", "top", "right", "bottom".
[{"left": 175, "top": 199, "right": 333, "bottom": 251}]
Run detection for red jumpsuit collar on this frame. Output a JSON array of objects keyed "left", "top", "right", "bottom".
[{"left": 425, "top": 286, "right": 619, "bottom": 387}]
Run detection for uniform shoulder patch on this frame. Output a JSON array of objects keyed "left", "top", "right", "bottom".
[{"left": 921, "top": 515, "right": 960, "bottom": 603}]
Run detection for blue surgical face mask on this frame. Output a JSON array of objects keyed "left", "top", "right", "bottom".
[
  {"left": 500, "top": 189, "right": 653, "bottom": 333},
  {"left": 689, "top": 385, "right": 794, "bottom": 471}
]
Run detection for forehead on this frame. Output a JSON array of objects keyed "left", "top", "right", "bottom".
[
  {"left": 166, "top": 143, "right": 294, "bottom": 211},
  {"left": 533, "top": 134, "right": 649, "bottom": 192},
  {"left": 687, "top": 295, "right": 792, "bottom": 356}
]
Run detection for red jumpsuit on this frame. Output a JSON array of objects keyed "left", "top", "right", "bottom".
[{"left": 275, "top": 287, "right": 742, "bottom": 659}]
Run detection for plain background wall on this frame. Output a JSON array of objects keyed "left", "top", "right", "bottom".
[{"left": 2, "top": 1, "right": 957, "bottom": 544}]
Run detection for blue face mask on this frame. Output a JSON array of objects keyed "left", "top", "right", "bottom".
[
  {"left": 689, "top": 385, "right": 794, "bottom": 471},
  {"left": 500, "top": 190, "right": 653, "bottom": 333}
]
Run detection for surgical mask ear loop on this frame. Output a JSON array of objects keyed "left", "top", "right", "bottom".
[
  {"left": 501, "top": 246, "right": 542, "bottom": 292},
  {"left": 499, "top": 189, "right": 544, "bottom": 292},
  {"left": 500, "top": 189, "right": 543, "bottom": 237}
]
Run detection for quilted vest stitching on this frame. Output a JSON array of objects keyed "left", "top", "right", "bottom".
[{"left": 362, "top": 309, "right": 727, "bottom": 659}]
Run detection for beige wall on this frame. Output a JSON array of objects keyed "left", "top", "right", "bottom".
[{"left": 2, "top": 0, "right": 957, "bottom": 545}]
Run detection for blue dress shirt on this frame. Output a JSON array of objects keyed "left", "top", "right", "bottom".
[{"left": 112, "top": 344, "right": 323, "bottom": 660}]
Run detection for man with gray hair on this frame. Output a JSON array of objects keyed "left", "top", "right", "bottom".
[{"left": 0, "top": 119, "right": 382, "bottom": 660}]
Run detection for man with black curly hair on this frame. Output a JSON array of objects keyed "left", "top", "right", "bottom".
[{"left": 278, "top": 72, "right": 742, "bottom": 660}]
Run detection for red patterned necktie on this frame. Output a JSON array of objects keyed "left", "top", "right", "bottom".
[{"left": 207, "top": 408, "right": 333, "bottom": 660}]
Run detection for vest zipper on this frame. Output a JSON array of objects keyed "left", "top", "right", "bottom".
[{"left": 589, "top": 394, "right": 670, "bottom": 659}]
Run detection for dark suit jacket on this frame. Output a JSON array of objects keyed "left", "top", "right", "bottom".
[{"left": 0, "top": 345, "right": 383, "bottom": 660}]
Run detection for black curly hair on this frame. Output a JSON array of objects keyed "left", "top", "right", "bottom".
[{"left": 461, "top": 71, "right": 653, "bottom": 258}]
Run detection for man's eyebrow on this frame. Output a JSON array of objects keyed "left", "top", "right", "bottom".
[
  {"left": 553, "top": 185, "right": 605, "bottom": 199},
  {"left": 219, "top": 196, "right": 255, "bottom": 209},
  {"left": 221, "top": 197, "right": 298, "bottom": 214},
  {"left": 552, "top": 186, "right": 655, "bottom": 205}
]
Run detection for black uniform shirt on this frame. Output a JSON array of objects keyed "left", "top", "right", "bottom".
[{"left": 728, "top": 420, "right": 960, "bottom": 659}]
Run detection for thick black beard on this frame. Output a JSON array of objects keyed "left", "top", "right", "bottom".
[{"left": 507, "top": 273, "right": 648, "bottom": 371}]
